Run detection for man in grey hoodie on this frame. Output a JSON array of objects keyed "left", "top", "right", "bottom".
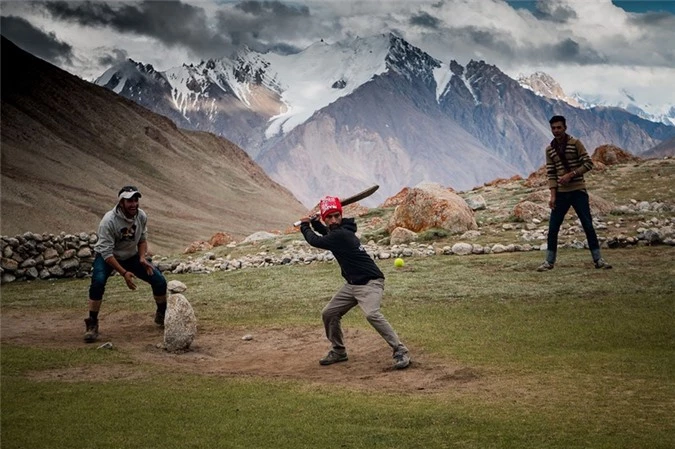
[{"left": 84, "top": 186, "right": 167, "bottom": 343}]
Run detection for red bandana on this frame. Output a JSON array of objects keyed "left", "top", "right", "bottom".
[{"left": 319, "top": 196, "right": 343, "bottom": 221}]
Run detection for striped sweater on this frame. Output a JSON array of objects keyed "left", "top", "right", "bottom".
[{"left": 545, "top": 135, "right": 594, "bottom": 192}]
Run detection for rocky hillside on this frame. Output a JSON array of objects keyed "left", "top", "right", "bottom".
[
  {"left": 0, "top": 37, "right": 307, "bottom": 254},
  {"left": 642, "top": 137, "right": 675, "bottom": 158}
]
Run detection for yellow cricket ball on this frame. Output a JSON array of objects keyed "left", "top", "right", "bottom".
[{"left": 394, "top": 258, "right": 405, "bottom": 268}]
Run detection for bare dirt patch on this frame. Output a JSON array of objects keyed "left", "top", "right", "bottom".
[{"left": 1, "top": 310, "right": 478, "bottom": 394}]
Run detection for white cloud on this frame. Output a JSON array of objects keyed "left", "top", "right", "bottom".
[{"left": 2, "top": 0, "right": 673, "bottom": 109}]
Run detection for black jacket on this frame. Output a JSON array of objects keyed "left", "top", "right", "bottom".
[{"left": 300, "top": 217, "right": 384, "bottom": 285}]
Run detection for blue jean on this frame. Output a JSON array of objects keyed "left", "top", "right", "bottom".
[
  {"left": 88, "top": 253, "right": 167, "bottom": 300},
  {"left": 546, "top": 190, "right": 602, "bottom": 264}
]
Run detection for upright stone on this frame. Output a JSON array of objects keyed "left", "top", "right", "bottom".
[{"left": 163, "top": 293, "right": 197, "bottom": 352}]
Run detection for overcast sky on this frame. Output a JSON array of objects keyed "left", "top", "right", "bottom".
[{"left": 2, "top": 0, "right": 674, "bottom": 113}]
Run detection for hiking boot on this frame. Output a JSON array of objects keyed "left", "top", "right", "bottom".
[
  {"left": 154, "top": 309, "right": 165, "bottom": 326},
  {"left": 393, "top": 349, "right": 411, "bottom": 370},
  {"left": 536, "top": 261, "right": 554, "bottom": 272},
  {"left": 319, "top": 350, "right": 348, "bottom": 366},
  {"left": 594, "top": 258, "right": 612, "bottom": 269},
  {"left": 84, "top": 318, "right": 99, "bottom": 343}
]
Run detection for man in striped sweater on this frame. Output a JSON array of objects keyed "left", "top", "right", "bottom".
[{"left": 537, "top": 115, "right": 612, "bottom": 272}]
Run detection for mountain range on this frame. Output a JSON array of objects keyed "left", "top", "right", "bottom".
[
  {"left": 95, "top": 33, "right": 675, "bottom": 207},
  {"left": 0, "top": 37, "right": 307, "bottom": 254},
  {"left": 518, "top": 72, "right": 675, "bottom": 127}
]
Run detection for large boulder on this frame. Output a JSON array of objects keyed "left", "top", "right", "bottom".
[
  {"left": 389, "top": 227, "right": 418, "bottom": 245},
  {"left": 380, "top": 187, "right": 411, "bottom": 208},
  {"left": 184, "top": 241, "right": 213, "bottom": 254},
  {"left": 208, "top": 232, "right": 234, "bottom": 247},
  {"left": 513, "top": 201, "right": 549, "bottom": 222},
  {"left": 387, "top": 183, "right": 477, "bottom": 234},
  {"left": 342, "top": 203, "right": 370, "bottom": 218},
  {"left": 164, "top": 293, "right": 197, "bottom": 352},
  {"left": 523, "top": 165, "right": 547, "bottom": 188},
  {"left": 592, "top": 145, "right": 640, "bottom": 165}
]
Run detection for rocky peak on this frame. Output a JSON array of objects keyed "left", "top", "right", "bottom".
[
  {"left": 518, "top": 71, "right": 581, "bottom": 107},
  {"left": 227, "top": 47, "right": 273, "bottom": 87},
  {"left": 385, "top": 33, "right": 441, "bottom": 83},
  {"left": 132, "top": 60, "right": 157, "bottom": 75},
  {"left": 461, "top": 60, "right": 522, "bottom": 104},
  {"left": 465, "top": 60, "right": 513, "bottom": 85},
  {"left": 449, "top": 60, "right": 464, "bottom": 77},
  {"left": 95, "top": 58, "right": 168, "bottom": 92}
]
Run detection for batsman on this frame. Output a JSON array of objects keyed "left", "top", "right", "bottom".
[{"left": 298, "top": 195, "right": 411, "bottom": 369}]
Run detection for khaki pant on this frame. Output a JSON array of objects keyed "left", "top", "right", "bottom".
[{"left": 322, "top": 278, "right": 406, "bottom": 354}]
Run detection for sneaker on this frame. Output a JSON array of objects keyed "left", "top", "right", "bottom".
[
  {"left": 319, "top": 350, "right": 348, "bottom": 366},
  {"left": 594, "top": 258, "right": 612, "bottom": 269},
  {"left": 84, "top": 318, "right": 99, "bottom": 343},
  {"left": 536, "top": 261, "right": 554, "bottom": 272},
  {"left": 154, "top": 309, "right": 165, "bottom": 326},
  {"left": 393, "top": 350, "right": 411, "bottom": 370}
]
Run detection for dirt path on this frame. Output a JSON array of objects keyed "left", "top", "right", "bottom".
[{"left": 1, "top": 310, "right": 479, "bottom": 393}]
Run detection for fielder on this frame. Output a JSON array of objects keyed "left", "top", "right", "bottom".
[{"left": 83, "top": 185, "right": 168, "bottom": 343}]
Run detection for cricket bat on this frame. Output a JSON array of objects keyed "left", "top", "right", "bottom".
[{"left": 293, "top": 185, "right": 379, "bottom": 226}]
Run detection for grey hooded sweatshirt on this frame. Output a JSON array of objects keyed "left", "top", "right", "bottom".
[{"left": 93, "top": 205, "right": 148, "bottom": 261}]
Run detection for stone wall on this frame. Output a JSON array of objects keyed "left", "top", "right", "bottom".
[
  {"left": 2, "top": 214, "right": 673, "bottom": 284},
  {"left": 1, "top": 232, "right": 97, "bottom": 283}
]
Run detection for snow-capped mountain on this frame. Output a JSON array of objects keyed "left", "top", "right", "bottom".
[
  {"left": 572, "top": 91, "right": 675, "bottom": 127},
  {"left": 517, "top": 73, "right": 674, "bottom": 127},
  {"left": 96, "top": 33, "right": 675, "bottom": 207},
  {"left": 517, "top": 72, "right": 581, "bottom": 108}
]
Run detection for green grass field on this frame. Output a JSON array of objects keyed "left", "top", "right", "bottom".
[{"left": 2, "top": 246, "right": 674, "bottom": 449}]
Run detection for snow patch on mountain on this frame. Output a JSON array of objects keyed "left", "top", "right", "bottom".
[
  {"left": 463, "top": 73, "right": 481, "bottom": 106},
  {"left": 572, "top": 92, "right": 675, "bottom": 126},
  {"left": 263, "top": 35, "right": 390, "bottom": 138},
  {"left": 433, "top": 63, "right": 452, "bottom": 101}
]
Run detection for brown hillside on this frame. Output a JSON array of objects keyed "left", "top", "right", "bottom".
[{"left": 0, "top": 37, "right": 306, "bottom": 254}]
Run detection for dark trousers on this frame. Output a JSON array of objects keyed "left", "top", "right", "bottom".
[
  {"left": 546, "top": 190, "right": 601, "bottom": 264},
  {"left": 88, "top": 253, "right": 167, "bottom": 300}
]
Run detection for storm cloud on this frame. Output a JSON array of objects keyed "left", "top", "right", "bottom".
[
  {"left": 410, "top": 11, "right": 441, "bottom": 29},
  {"left": 532, "top": 0, "right": 577, "bottom": 22},
  {"left": 235, "top": 1, "right": 309, "bottom": 18},
  {"left": 214, "top": 1, "right": 328, "bottom": 54},
  {"left": 552, "top": 38, "right": 606, "bottom": 64},
  {"left": 0, "top": 15, "right": 73, "bottom": 65},
  {"left": 97, "top": 48, "right": 129, "bottom": 67},
  {"left": 41, "top": 0, "right": 233, "bottom": 57},
  {"left": 1, "top": 0, "right": 672, "bottom": 111}
]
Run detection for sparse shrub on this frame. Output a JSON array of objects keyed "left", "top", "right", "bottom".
[
  {"left": 360, "top": 208, "right": 389, "bottom": 219},
  {"left": 361, "top": 227, "right": 388, "bottom": 243},
  {"left": 417, "top": 228, "right": 449, "bottom": 242},
  {"left": 506, "top": 214, "right": 525, "bottom": 223}
]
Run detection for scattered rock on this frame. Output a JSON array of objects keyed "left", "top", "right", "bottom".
[{"left": 167, "top": 280, "right": 187, "bottom": 293}]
